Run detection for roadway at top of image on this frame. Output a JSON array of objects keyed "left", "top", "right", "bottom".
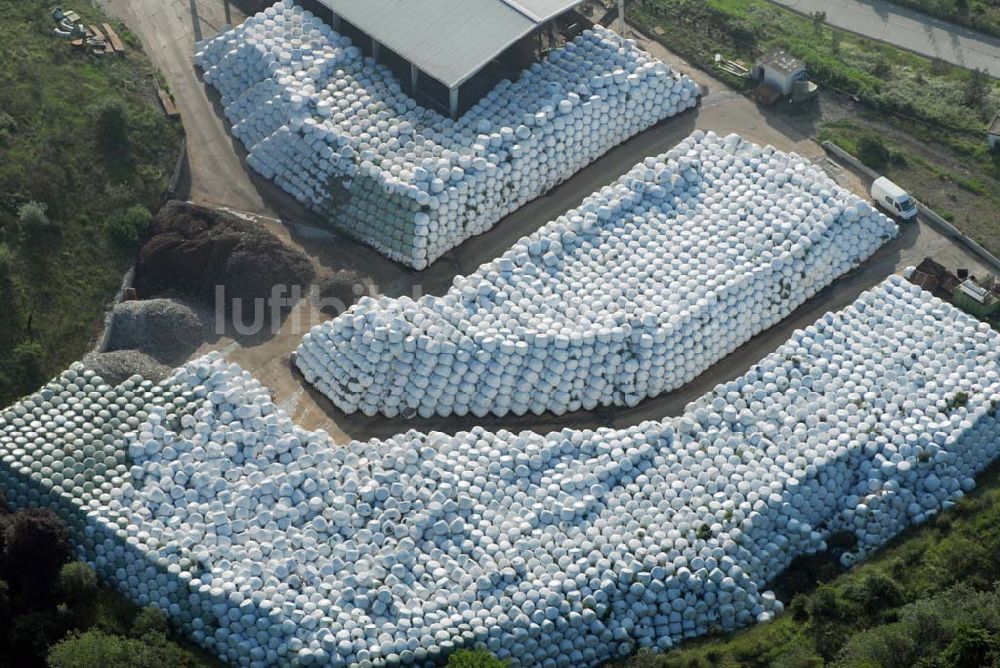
[{"left": 771, "top": 0, "right": 1000, "bottom": 77}]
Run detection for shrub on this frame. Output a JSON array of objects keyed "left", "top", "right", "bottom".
[
  {"left": 57, "top": 562, "right": 98, "bottom": 607},
  {"left": 106, "top": 205, "right": 152, "bottom": 247},
  {"left": 844, "top": 571, "right": 905, "bottom": 617},
  {"left": 2, "top": 508, "right": 73, "bottom": 600},
  {"left": 18, "top": 200, "right": 50, "bottom": 232},
  {"left": 446, "top": 648, "right": 510, "bottom": 668},
  {"left": 95, "top": 99, "right": 129, "bottom": 156},
  {"left": 857, "top": 136, "right": 891, "bottom": 170},
  {"left": 131, "top": 606, "right": 169, "bottom": 638}
]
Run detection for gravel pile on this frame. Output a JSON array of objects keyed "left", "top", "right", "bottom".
[
  {"left": 105, "top": 298, "right": 209, "bottom": 366},
  {"left": 81, "top": 350, "right": 172, "bottom": 386}
]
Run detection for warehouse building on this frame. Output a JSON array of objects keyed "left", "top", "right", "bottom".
[{"left": 315, "top": 0, "right": 591, "bottom": 116}]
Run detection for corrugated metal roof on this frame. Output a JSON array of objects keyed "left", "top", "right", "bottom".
[
  {"left": 319, "top": 0, "right": 584, "bottom": 89},
  {"left": 503, "top": 0, "right": 584, "bottom": 21}
]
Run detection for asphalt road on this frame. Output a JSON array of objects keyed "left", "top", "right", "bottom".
[
  {"left": 769, "top": 0, "right": 1000, "bottom": 77},
  {"left": 95, "top": 1, "right": 996, "bottom": 444}
]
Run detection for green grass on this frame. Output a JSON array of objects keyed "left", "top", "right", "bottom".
[
  {"left": 613, "top": 453, "right": 1000, "bottom": 667},
  {"left": 818, "top": 118, "right": 1000, "bottom": 257},
  {"left": 884, "top": 0, "right": 1000, "bottom": 39},
  {"left": 0, "top": 0, "right": 182, "bottom": 408},
  {"left": 631, "top": 0, "right": 1000, "bottom": 135}
]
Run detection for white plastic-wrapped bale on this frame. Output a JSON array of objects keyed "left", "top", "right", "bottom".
[
  {"left": 194, "top": 1, "right": 700, "bottom": 269},
  {"left": 294, "top": 130, "right": 899, "bottom": 419},
  {"left": 2, "top": 276, "right": 999, "bottom": 667}
]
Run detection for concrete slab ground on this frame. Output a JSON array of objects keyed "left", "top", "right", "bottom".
[{"left": 99, "top": 0, "right": 995, "bottom": 444}]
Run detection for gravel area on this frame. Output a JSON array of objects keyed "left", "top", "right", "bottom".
[
  {"left": 105, "top": 298, "right": 210, "bottom": 365},
  {"left": 81, "top": 350, "right": 173, "bottom": 385}
]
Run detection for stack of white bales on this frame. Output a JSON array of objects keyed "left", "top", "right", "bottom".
[
  {"left": 194, "top": 1, "right": 700, "bottom": 269},
  {"left": 2, "top": 277, "right": 999, "bottom": 667},
  {"left": 294, "top": 131, "right": 898, "bottom": 419}
]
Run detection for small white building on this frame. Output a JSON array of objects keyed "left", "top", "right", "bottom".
[
  {"left": 989, "top": 113, "right": 1000, "bottom": 151},
  {"left": 754, "top": 49, "right": 807, "bottom": 96}
]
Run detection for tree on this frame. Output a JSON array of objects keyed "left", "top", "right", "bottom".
[
  {"left": 95, "top": 99, "right": 129, "bottom": 156},
  {"left": 831, "top": 29, "right": 843, "bottom": 55},
  {"left": 18, "top": 200, "right": 50, "bottom": 233},
  {"left": 964, "top": 67, "right": 989, "bottom": 108},
  {"left": 131, "top": 606, "right": 169, "bottom": 638},
  {"left": 811, "top": 10, "right": 826, "bottom": 33},
  {"left": 106, "top": 205, "right": 153, "bottom": 247},
  {"left": 56, "top": 562, "right": 98, "bottom": 608},
  {"left": 1, "top": 508, "right": 73, "bottom": 601}
]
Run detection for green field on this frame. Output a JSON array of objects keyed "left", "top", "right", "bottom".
[{"left": 0, "top": 0, "right": 183, "bottom": 408}]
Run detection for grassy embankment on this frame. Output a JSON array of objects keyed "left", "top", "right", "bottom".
[
  {"left": 631, "top": 0, "right": 1000, "bottom": 258},
  {"left": 0, "top": 0, "right": 183, "bottom": 408}
]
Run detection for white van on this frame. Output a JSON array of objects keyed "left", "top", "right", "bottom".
[{"left": 871, "top": 177, "right": 918, "bottom": 221}]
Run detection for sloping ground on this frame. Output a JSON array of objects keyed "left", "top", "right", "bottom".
[
  {"left": 294, "top": 131, "right": 897, "bottom": 419},
  {"left": 1, "top": 277, "right": 998, "bottom": 667},
  {"left": 0, "top": 0, "right": 183, "bottom": 408}
]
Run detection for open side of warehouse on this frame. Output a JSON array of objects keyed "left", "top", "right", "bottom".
[{"left": 312, "top": 0, "right": 593, "bottom": 117}]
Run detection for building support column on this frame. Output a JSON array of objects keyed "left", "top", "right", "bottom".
[
  {"left": 410, "top": 63, "right": 420, "bottom": 94},
  {"left": 449, "top": 86, "right": 460, "bottom": 119},
  {"left": 372, "top": 38, "right": 381, "bottom": 60},
  {"left": 618, "top": 0, "right": 626, "bottom": 34},
  {"left": 330, "top": 11, "right": 340, "bottom": 30}
]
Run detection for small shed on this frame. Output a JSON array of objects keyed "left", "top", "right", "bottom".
[
  {"left": 754, "top": 49, "right": 807, "bottom": 97},
  {"left": 989, "top": 113, "right": 1000, "bottom": 151}
]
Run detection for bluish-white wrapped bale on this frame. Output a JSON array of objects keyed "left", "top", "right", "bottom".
[
  {"left": 294, "top": 130, "right": 899, "bottom": 419},
  {"left": 2, "top": 277, "right": 998, "bottom": 667},
  {"left": 194, "top": 1, "right": 700, "bottom": 269}
]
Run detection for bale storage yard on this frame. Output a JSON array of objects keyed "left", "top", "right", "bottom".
[
  {"left": 294, "top": 131, "right": 898, "bottom": 419},
  {"left": 1, "top": 277, "right": 997, "bottom": 667},
  {"left": 194, "top": 1, "right": 700, "bottom": 269}
]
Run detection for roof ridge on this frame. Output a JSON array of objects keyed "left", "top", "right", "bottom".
[{"left": 498, "top": 0, "right": 544, "bottom": 22}]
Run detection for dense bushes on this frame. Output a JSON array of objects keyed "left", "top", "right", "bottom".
[
  {"left": 0, "top": 501, "right": 215, "bottom": 667},
  {"left": 46, "top": 629, "right": 210, "bottom": 668},
  {"left": 2, "top": 508, "right": 72, "bottom": 601}
]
